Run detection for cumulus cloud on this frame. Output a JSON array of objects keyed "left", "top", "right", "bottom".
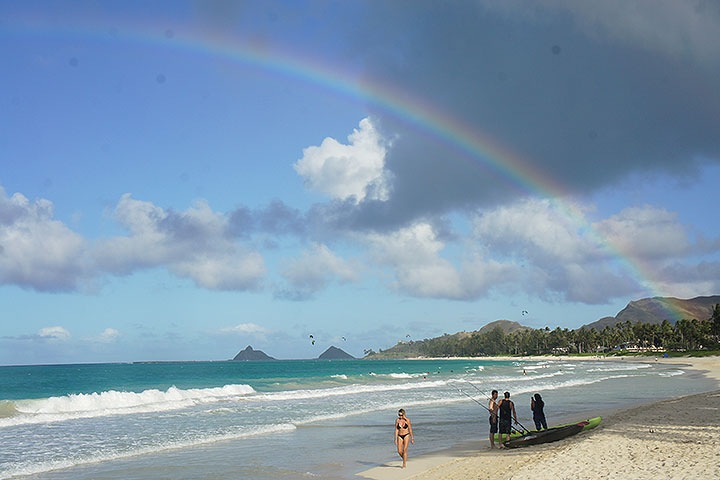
[
  {"left": 0, "top": 189, "right": 270, "bottom": 293},
  {"left": 172, "top": 253, "right": 265, "bottom": 290},
  {"left": 228, "top": 200, "right": 307, "bottom": 238},
  {"left": 96, "top": 328, "right": 120, "bottom": 343},
  {"left": 278, "top": 243, "right": 359, "bottom": 299},
  {"left": 38, "top": 326, "right": 71, "bottom": 341},
  {"left": 294, "top": 117, "right": 391, "bottom": 203},
  {"left": 545, "top": 263, "right": 641, "bottom": 304},
  {"left": 95, "top": 194, "right": 265, "bottom": 291},
  {"left": 472, "top": 199, "right": 603, "bottom": 265},
  {"left": 0, "top": 188, "right": 89, "bottom": 292},
  {"left": 220, "top": 322, "right": 272, "bottom": 337},
  {"left": 469, "top": 198, "right": 720, "bottom": 302},
  {"left": 361, "top": 222, "right": 520, "bottom": 300},
  {"left": 654, "top": 261, "right": 720, "bottom": 298},
  {"left": 471, "top": 199, "right": 650, "bottom": 302},
  {"left": 593, "top": 205, "right": 691, "bottom": 260},
  {"left": 364, "top": 223, "right": 461, "bottom": 298}
]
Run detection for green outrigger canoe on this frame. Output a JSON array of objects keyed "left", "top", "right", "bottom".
[{"left": 492, "top": 416, "right": 601, "bottom": 443}]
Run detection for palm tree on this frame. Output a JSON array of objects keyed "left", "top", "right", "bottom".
[
  {"left": 711, "top": 304, "right": 720, "bottom": 345},
  {"left": 660, "top": 320, "right": 674, "bottom": 349}
]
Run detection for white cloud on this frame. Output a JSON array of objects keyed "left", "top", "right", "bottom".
[
  {"left": 38, "top": 326, "right": 71, "bottom": 341},
  {"left": 593, "top": 205, "right": 691, "bottom": 260},
  {"left": 469, "top": 198, "right": 716, "bottom": 303},
  {"left": 96, "top": 328, "right": 120, "bottom": 343},
  {"left": 364, "top": 223, "right": 462, "bottom": 297},
  {"left": 472, "top": 198, "right": 603, "bottom": 265},
  {"left": 220, "top": 323, "right": 272, "bottom": 336},
  {"left": 0, "top": 184, "right": 713, "bottom": 306},
  {"left": 172, "top": 253, "right": 265, "bottom": 291},
  {"left": 553, "top": 263, "right": 640, "bottom": 304},
  {"left": 653, "top": 261, "right": 720, "bottom": 298},
  {"left": 361, "top": 222, "right": 519, "bottom": 299},
  {"left": 471, "top": 198, "right": 646, "bottom": 303},
  {"left": 96, "top": 194, "right": 265, "bottom": 291},
  {"left": 294, "top": 117, "right": 391, "bottom": 203},
  {"left": 279, "top": 243, "right": 358, "bottom": 299},
  {"left": 0, "top": 188, "right": 89, "bottom": 292}
]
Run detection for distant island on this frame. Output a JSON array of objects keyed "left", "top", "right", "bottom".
[
  {"left": 318, "top": 346, "right": 355, "bottom": 359},
  {"left": 232, "top": 345, "right": 275, "bottom": 361},
  {"left": 366, "top": 295, "right": 720, "bottom": 359}
]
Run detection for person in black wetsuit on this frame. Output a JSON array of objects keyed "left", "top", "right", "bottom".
[
  {"left": 394, "top": 408, "right": 414, "bottom": 468},
  {"left": 496, "top": 391, "right": 517, "bottom": 448},
  {"left": 488, "top": 389, "right": 499, "bottom": 448},
  {"left": 531, "top": 393, "right": 548, "bottom": 430}
]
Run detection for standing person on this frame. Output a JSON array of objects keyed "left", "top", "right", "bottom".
[
  {"left": 488, "top": 390, "right": 499, "bottom": 448},
  {"left": 497, "top": 391, "right": 517, "bottom": 447},
  {"left": 394, "top": 408, "right": 414, "bottom": 469},
  {"left": 531, "top": 393, "right": 548, "bottom": 430}
]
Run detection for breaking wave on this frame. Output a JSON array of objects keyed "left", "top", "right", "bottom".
[{"left": 0, "top": 384, "right": 255, "bottom": 428}]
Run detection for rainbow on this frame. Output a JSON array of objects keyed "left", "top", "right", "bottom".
[{"left": 5, "top": 19, "right": 686, "bottom": 322}]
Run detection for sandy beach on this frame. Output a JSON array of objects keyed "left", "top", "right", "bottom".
[{"left": 356, "top": 356, "right": 720, "bottom": 480}]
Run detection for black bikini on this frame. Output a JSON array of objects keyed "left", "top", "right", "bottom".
[{"left": 397, "top": 421, "right": 409, "bottom": 439}]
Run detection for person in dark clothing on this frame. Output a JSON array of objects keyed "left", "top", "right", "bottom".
[
  {"left": 496, "top": 391, "right": 517, "bottom": 447},
  {"left": 531, "top": 393, "right": 548, "bottom": 430}
]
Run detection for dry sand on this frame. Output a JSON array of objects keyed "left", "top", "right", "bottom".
[{"left": 356, "top": 356, "right": 720, "bottom": 480}]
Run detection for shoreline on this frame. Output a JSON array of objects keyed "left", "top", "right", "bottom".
[
  {"left": 403, "top": 353, "right": 720, "bottom": 383},
  {"left": 355, "top": 355, "right": 720, "bottom": 480}
]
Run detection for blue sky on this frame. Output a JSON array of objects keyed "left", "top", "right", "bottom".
[{"left": 1, "top": 1, "right": 719, "bottom": 364}]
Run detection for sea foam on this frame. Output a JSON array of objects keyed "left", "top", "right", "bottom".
[
  {"left": 0, "top": 384, "right": 255, "bottom": 428},
  {"left": 255, "top": 379, "right": 450, "bottom": 402}
]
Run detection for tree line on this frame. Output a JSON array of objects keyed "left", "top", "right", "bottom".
[{"left": 416, "top": 304, "right": 720, "bottom": 357}]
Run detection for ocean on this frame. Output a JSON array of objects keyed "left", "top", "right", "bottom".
[{"left": 0, "top": 358, "right": 715, "bottom": 479}]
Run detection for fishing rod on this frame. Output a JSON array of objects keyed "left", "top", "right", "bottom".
[
  {"left": 451, "top": 384, "right": 527, "bottom": 434},
  {"left": 463, "top": 378, "right": 491, "bottom": 399},
  {"left": 461, "top": 379, "right": 532, "bottom": 434},
  {"left": 453, "top": 384, "right": 490, "bottom": 411}
]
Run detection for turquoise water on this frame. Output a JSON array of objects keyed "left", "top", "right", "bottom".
[{"left": 0, "top": 358, "right": 715, "bottom": 479}]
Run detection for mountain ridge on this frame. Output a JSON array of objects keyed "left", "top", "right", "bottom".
[
  {"left": 478, "top": 319, "right": 532, "bottom": 335},
  {"left": 582, "top": 295, "right": 720, "bottom": 330},
  {"left": 366, "top": 295, "right": 719, "bottom": 358}
]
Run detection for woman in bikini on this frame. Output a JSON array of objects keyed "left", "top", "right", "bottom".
[{"left": 394, "top": 408, "right": 414, "bottom": 468}]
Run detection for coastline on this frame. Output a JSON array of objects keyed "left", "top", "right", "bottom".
[
  {"left": 406, "top": 354, "right": 720, "bottom": 382},
  {"left": 356, "top": 355, "right": 720, "bottom": 480}
]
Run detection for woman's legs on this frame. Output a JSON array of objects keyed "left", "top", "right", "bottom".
[{"left": 401, "top": 436, "right": 410, "bottom": 468}]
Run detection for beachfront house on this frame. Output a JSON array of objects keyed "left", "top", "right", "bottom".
[{"left": 613, "top": 342, "right": 663, "bottom": 353}]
